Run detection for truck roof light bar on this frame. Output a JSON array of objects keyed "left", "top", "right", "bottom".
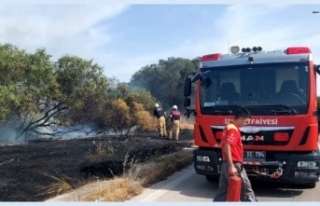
[
  {"left": 286, "top": 47, "right": 311, "bottom": 54},
  {"left": 200, "top": 53, "right": 222, "bottom": 61}
]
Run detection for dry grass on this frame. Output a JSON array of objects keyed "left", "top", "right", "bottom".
[
  {"left": 81, "top": 150, "right": 193, "bottom": 202},
  {"left": 138, "top": 151, "right": 193, "bottom": 187},
  {"left": 37, "top": 170, "right": 75, "bottom": 197},
  {"left": 179, "top": 116, "right": 194, "bottom": 131},
  {"left": 83, "top": 178, "right": 143, "bottom": 202},
  {"left": 179, "top": 122, "right": 194, "bottom": 130}
]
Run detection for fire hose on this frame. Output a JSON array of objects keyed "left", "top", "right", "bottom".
[{"left": 252, "top": 168, "right": 283, "bottom": 179}]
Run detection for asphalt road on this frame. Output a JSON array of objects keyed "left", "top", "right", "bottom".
[{"left": 128, "top": 165, "right": 320, "bottom": 202}]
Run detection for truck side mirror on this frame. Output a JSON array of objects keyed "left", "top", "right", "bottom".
[
  {"left": 184, "top": 77, "right": 192, "bottom": 97},
  {"left": 191, "top": 70, "right": 211, "bottom": 82},
  {"left": 191, "top": 72, "right": 202, "bottom": 82},
  {"left": 184, "top": 97, "right": 191, "bottom": 107}
]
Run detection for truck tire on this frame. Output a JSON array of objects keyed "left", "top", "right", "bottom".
[{"left": 206, "top": 175, "right": 220, "bottom": 182}]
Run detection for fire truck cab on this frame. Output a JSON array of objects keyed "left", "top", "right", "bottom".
[{"left": 183, "top": 46, "right": 320, "bottom": 188}]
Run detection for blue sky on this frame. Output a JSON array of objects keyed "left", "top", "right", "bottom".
[{"left": 1, "top": 3, "right": 320, "bottom": 93}]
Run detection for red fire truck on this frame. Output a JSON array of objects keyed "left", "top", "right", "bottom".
[{"left": 183, "top": 46, "right": 320, "bottom": 188}]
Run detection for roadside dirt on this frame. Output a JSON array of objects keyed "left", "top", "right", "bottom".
[{"left": 0, "top": 129, "right": 194, "bottom": 201}]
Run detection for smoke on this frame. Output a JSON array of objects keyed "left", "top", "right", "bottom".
[
  {"left": 0, "top": 125, "right": 25, "bottom": 146},
  {"left": 30, "top": 124, "right": 98, "bottom": 140},
  {"left": 0, "top": 121, "right": 101, "bottom": 146},
  {"left": 0, "top": 121, "right": 140, "bottom": 146}
]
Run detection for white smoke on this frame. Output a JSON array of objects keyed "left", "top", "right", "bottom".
[{"left": 0, "top": 125, "right": 24, "bottom": 146}]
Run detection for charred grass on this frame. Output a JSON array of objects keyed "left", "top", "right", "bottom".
[{"left": 0, "top": 129, "right": 193, "bottom": 201}]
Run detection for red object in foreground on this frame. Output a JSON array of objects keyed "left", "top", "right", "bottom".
[{"left": 227, "top": 176, "right": 242, "bottom": 202}]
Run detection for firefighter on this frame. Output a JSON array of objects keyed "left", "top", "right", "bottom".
[
  {"left": 168, "top": 105, "right": 181, "bottom": 141},
  {"left": 213, "top": 108, "right": 257, "bottom": 202},
  {"left": 153, "top": 103, "right": 167, "bottom": 138}
]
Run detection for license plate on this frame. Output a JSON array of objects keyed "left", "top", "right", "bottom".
[{"left": 244, "top": 151, "right": 266, "bottom": 161}]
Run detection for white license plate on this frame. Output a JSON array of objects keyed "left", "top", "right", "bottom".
[{"left": 244, "top": 151, "right": 266, "bottom": 160}]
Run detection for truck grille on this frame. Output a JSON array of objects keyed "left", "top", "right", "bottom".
[{"left": 211, "top": 126, "right": 295, "bottom": 146}]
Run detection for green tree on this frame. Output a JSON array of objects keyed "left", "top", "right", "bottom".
[
  {"left": 0, "top": 44, "right": 111, "bottom": 141},
  {"left": 0, "top": 44, "right": 63, "bottom": 140},
  {"left": 130, "top": 57, "right": 198, "bottom": 111},
  {"left": 54, "top": 55, "right": 109, "bottom": 125}
]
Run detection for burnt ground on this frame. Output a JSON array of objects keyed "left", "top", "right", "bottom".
[{"left": 0, "top": 129, "right": 194, "bottom": 202}]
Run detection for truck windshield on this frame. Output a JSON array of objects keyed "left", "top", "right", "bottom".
[{"left": 199, "top": 62, "right": 310, "bottom": 115}]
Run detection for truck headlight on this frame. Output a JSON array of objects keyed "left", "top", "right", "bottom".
[
  {"left": 297, "top": 161, "right": 317, "bottom": 168},
  {"left": 196, "top": 155, "right": 210, "bottom": 162}
]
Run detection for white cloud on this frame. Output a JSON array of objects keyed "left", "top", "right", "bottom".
[{"left": 0, "top": 4, "right": 129, "bottom": 60}]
